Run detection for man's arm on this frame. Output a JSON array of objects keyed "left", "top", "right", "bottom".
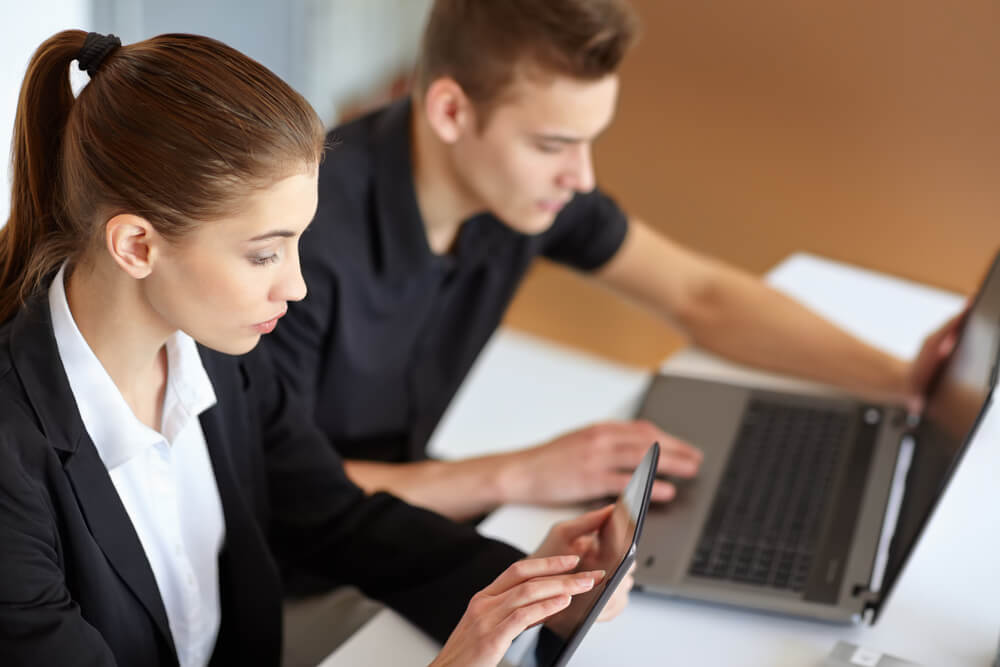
[
  {"left": 596, "top": 219, "right": 913, "bottom": 401},
  {"left": 344, "top": 420, "right": 701, "bottom": 521}
]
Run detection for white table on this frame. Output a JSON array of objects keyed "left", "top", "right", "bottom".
[{"left": 322, "top": 253, "right": 998, "bottom": 666}]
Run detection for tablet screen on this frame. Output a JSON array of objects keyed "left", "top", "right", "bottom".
[{"left": 509, "top": 441, "right": 659, "bottom": 667}]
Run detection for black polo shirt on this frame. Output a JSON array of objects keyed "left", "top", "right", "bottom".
[{"left": 264, "top": 98, "right": 629, "bottom": 463}]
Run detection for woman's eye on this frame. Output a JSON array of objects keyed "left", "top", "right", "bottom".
[
  {"left": 250, "top": 253, "right": 280, "bottom": 266},
  {"left": 536, "top": 143, "right": 562, "bottom": 154}
]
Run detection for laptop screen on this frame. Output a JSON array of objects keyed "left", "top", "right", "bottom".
[{"left": 875, "top": 250, "right": 1000, "bottom": 617}]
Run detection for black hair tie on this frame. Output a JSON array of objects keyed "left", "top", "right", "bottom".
[{"left": 77, "top": 32, "right": 122, "bottom": 78}]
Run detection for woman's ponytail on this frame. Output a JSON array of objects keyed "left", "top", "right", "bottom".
[{"left": 0, "top": 30, "right": 89, "bottom": 324}]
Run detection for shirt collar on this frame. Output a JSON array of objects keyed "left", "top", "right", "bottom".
[
  {"left": 372, "top": 97, "right": 436, "bottom": 277},
  {"left": 48, "top": 262, "right": 217, "bottom": 470},
  {"left": 371, "top": 97, "right": 505, "bottom": 275}
]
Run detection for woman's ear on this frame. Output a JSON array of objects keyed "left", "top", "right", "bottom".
[{"left": 105, "top": 214, "right": 160, "bottom": 279}]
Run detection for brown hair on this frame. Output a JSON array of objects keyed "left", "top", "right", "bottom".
[
  {"left": 0, "top": 30, "right": 326, "bottom": 323},
  {"left": 415, "top": 0, "right": 638, "bottom": 118}
]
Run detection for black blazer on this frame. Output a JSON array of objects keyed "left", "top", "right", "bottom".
[{"left": 0, "top": 295, "right": 522, "bottom": 667}]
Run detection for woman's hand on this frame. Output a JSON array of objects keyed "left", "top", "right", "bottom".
[
  {"left": 429, "top": 555, "right": 605, "bottom": 667},
  {"left": 532, "top": 505, "right": 634, "bottom": 636}
]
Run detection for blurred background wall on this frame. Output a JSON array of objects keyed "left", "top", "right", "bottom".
[
  {"left": 505, "top": 0, "right": 1000, "bottom": 366},
  {"left": 4, "top": 1, "right": 997, "bottom": 368},
  {"left": 1, "top": 0, "right": 90, "bottom": 225}
]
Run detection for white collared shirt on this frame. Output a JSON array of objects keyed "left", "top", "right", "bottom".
[{"left": 49, "top": 263, "right": 225, "bottom": 667}]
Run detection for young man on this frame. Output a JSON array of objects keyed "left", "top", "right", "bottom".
[{"left": 264, "top": 0, "right": 952, "bottom": 524}]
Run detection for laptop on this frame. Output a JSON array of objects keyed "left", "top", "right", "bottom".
[
  {"left": 633, "top": 251, "right": 1000, "bottom": 623},
  {"left": 504, "top": 442, "right": 659, "bottom": 667}
]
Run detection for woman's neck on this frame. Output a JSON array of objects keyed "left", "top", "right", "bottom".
[{"left": 64, "top": 257, "right": 171, "bottom": 431}]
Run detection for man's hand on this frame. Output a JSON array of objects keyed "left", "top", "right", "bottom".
[
  {"left": 905, "top": 305, "right": 970, "bottom": 414},
  {"left": 498, "top": 420, "right": 701, "bottom": 505}
]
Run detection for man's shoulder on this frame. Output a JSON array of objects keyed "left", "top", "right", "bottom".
[
  {"left": 314, "top": 105, "right": 394, "bottom": 225},
  {"left": 312, "top": 101, "right": 412, "bottom": 256},
  {"left": 318, "top": 120, "right": 375, "bottom": 200},
  {"left": 320, "top": 101, "right": 403, "bottom": 184}
]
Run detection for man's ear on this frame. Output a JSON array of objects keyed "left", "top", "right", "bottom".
[
  {"left": 422, "top": 77, "right": 477, "bottom": 144},
  {"left": 105, "top": 214, "right": 161, "bottom": 279}
]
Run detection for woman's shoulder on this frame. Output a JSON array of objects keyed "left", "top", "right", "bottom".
[{"left": 0, "top": 375, "right": 53, "bottom": 490}]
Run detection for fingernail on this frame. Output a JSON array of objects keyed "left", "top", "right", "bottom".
[
  {"left": 594, "top": 570, "right": 607, "bottom": 581},
  {"left": 576, "top": 577, "right": 595, "bottom": 589}
]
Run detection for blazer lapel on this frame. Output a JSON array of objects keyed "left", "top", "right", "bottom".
[
  {"left": 10, "top": 296, "right": 177, "bottom": 659},
  {"left": 197, "top": 358, "right": 282, "bottom": 666},
  {"left": 63, "top": 440, "right": 177, "bottom": 658}
]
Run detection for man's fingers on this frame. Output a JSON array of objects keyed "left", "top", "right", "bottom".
[
  {"left": 649, "top": 479, "right": 677, "bottom": 502},
  {"left": 602, "top": 472, "right": 675, "bottom": 502},
  {"left": 481, "top": 555, "right": 580, "bottom": 596},
  {"left": 656, "top": 451, "right": 699, "bottom": 478},
  {"left": 659, "top": 434, "right": 704, "bottom": 463},
  {"left": 602, "top": 421, "right": 703, "bottom": 467},
  {"left": 610, "top": 437, "right": 700, "bottom": 471}
]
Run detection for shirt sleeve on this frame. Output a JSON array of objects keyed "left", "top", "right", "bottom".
[
  {"left": 540, "top": 188, "right": 629, "bottom": 271},
  {"left": 243, "top": 346, "right": 524, "bottom": 644}
]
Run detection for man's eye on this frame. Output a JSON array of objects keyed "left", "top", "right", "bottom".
[{"left": 536, "top": 143, "right": 563, "bottom": 154}]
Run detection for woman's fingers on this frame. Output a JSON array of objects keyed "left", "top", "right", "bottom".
[
  {"left": 479, "top": 555, "right": 580, "bottom": 597},
  {"left": 498, "top": 569, "right": 605, "bottom": 612},
  {"left": 493, "top": 593, "right": 574, "bottom": 645}
]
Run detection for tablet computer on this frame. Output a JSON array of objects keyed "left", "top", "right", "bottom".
[{"left": 509, "top": 441, "right": 660, "bottom": 667}]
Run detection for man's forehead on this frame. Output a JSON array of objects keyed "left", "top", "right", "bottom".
[{"left": 490, "top": 72, "right": 620, "bottom": 136}]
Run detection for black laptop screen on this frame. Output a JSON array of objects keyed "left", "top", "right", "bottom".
[
  {"left": 876, "top": 251, "right": 1000, "bottom": 617},
  {"left": 923, "top": 256, "right": 1000, "bottom": 441}
]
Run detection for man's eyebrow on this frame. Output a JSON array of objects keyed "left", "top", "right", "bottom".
[
  {"left": 532, "top": 133, "right": 585, "bottom": 145},
  {"left": 247, "top": 230, "right": 297, "bottom": 242}
]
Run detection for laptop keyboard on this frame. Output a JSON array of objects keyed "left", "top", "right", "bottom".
[{"left": 688, "top": 399, "right": 854, "bottom": 592}]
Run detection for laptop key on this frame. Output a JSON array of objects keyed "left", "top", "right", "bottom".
[{"left": 687, "top": 399, "right": 858, "bottom": 595}]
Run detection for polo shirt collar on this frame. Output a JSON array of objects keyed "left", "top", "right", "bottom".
[
  {"left": 372, "top": 97, "right": 508, "bottom": 276},
  {"left": 372, "top": 97, "right": 437, "bottom": 276}
]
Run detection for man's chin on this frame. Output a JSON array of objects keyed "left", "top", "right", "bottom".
[{"left": 511, "top": 210, "right": 559, "bottom": 236}]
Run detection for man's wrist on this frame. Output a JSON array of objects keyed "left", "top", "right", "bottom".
[
  {"left": 490, "top": 450, "right": 527, "bottom": 506},
  {"left": 885, "top": 355, "right": 913, "bottom": 400}
]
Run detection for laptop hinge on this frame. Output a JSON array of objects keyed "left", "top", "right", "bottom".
[
  {"left": 851, "top": 584, "right": 881, "bottom": 620},
  {"left": 866, "top": 435, "right": 916, "bottom": 592}
]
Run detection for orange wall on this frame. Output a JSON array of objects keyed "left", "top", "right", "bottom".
[{"left": 505, "top": 0, "right": 1000, "bottom": 367}]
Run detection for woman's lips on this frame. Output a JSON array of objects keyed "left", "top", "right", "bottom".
[{"left": 251, "top": 308, "right": 286, "bottom": 334}]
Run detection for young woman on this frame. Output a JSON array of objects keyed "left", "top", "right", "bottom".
[{"left": 0, "top": 31, "right": 625, "bottom": 667}]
